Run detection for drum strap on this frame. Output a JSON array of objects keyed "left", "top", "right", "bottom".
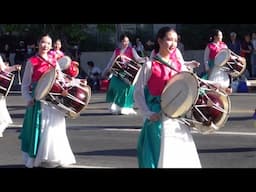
[
  {"left": 37, "top": 55, "right": 56, "bottom": 68},
  {"left": 154, "top": 55, "right": 232, "bottom": 88},
  {"left": 153, "top": 55, "right": 179, "bottom": 73}
]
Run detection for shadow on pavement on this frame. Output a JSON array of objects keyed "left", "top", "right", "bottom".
[
  {"left": 69, "top": 125, "right": 141, "bottom": 130},
  {"left": 228, "top": 116, "right": 253, "bottom": 121},
  {"left": 198, "top": 147, "right": 256, "bottom": 153},
  {"left": 0, "top": 164, "right": 25, "bottom": 168},
  {"left": 75, "top": 148, "right": 137, "bottom": 157}
]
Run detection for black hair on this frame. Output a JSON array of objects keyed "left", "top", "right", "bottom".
[
  {"left": 154, "top": 26, "right": 176, "bottom": 53},
  {"left": 37, "top": 33, "right": 52, "bottom": 45},
  {"left": 54, "top": 38, "right": 62, "bottom": 43},
  {"left": 208, "top": 29, "right": 222, "bottom": 43},
  {"left": 119, "top": 33, "right": 130, "bottom": 42},
  {"left": 87, "top": 61, "right": 94, "bottom": 67}
]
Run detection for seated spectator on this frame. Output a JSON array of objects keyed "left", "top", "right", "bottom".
[
  {"left": 227, "top": 32, "right": 241, "bottom": 55},
  {"left": 26, "top": 43, "right": 36, "bottom": 59},
  {"left": 145, "top": 39, "right": 154, "bottom": 51},
  {"left": 14, "top": 40, "right": 27, "bottom": 78},
  {"left": 87, "top": 61, "right": 101, "bottom": 91},
  {"left": 133, "top": 37, "right": 145, "bottom": 57},
  {"left": 15, "top": 40, "right": 27, "bottom": 64},
  {"left": 251, "top": 32, "right": 256, "bottom": 77},
  {"left": 2, "top": 43, "right": 11, "bottom": 63},
  {"left": 177, "top": 34, "right": 185, "bottom": 55},
  {"left": 241, "top": 34, "right": 253, "bottom": 77}
]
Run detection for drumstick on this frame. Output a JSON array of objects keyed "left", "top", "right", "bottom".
[
  {"left": 18, "top": 70, "right": 21, "bottom": 85},
  {"left": 54, "top": 80, "right": 87, "bottom": 105}
]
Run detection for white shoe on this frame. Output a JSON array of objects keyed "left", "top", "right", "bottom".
[
  {"left": 120, "top": 108, "right": 137, "bottom": 115},
  {"left": 0, "top": 132, "right": 3, "bottom": 137},
  {"left": 25, "top": 158, "right": 35, "bottom": 168},
  {"left": 109, "top": 103, "right": 121, "bottom": 115}
]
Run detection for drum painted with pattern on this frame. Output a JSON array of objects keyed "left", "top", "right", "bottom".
[
  {"left": 0, "top": 71, "right": 15, "bottom": 97},
  {"left": 35, "top": 68, "right": 91, "bottom": 119},
  {"left": 214, "top": 48, "right": 246, "bottom": 78},
  {"left": 58, "top": 56, "right": 79, "bottom": 78},
  {"left": 110, "top": 55, "right": 142, "bottom": 85},
  {"left": 161, "top": 71, "right": 231, "bottom": 134}
]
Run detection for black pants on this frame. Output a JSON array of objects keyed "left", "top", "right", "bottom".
[{"left": 87, "top": 78, "right": 100, "bottom": 91}]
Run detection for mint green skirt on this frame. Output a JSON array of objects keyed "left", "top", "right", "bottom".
[
  {"left": 19, "top": 83, "right": 42, "bottom": 158},
  {"left": 137, "top": 87, "right": 162, "bottom": 168},
  {"left": 106, "top": 75, "right": 135, "bottom": 108}
]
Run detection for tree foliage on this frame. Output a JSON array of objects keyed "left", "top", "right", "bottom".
[
  {"left": 0, "top": 24, "right": 117, "bottom": 51},
  {"left": 3, "top": 24, "right": 256, "bottom": 51}
]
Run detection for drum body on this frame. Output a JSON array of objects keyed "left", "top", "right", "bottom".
[
  {"left": 214, "top": 48, "right": 246, "bottom": 78},
  {"left": 100, "top": 79, "right": 110, "bottom": 92},
  {"left": 0, "top": 71, "right": 15, "bottom": 97},
  {"left": 63, "top": 61, "right": 79, "bottom": 78},
  {"left": 58, "top": 56, "right": 79, "bottom": 78},
  {"left": 34, "top": 68, "right": 91, "bottom": 118},
  {"left": 190, "top": 81, "right": 231, "bottom": 134},
  {"left": 161, "top": 71, "right": 231, "bottom": 134},
  {"left": 58, "top": 56, "right": 71, "bottom": 70},
  {"left": 110, "top": 55, "right": 142, "bottom": 85}
]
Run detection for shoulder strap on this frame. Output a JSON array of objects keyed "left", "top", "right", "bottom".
[
  {"left": 153, "top": 55, "right": 179, "bottom": 73},
  {"left": 37, "top": 54, "right": 56, "bottom": 68}
]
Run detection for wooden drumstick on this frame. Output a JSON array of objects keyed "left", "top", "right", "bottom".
[{"left": 17, "top": 66, "right": 22, "bottom": 85}]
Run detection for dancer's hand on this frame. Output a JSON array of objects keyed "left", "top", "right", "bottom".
[
  {"left": 225, "top": 87, "right": 232, "bottom": 95},
  {"left": 61, "top": 89, "right": 69, "bottom": 97},
  {"left": 190, "top": 60, "right": 200, "bottom": 68},
  {"left": 27, "top": 99, "right": 35, "bottom": 107},
  {"left": 149, "top": 113, "right": 161, "bottom": 122},
  {"left": 15, "top": 64, "right": 22, "bottom": 71}
]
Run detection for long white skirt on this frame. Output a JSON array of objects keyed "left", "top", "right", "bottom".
[
  {"left": 209, "top": 67, "right": 230, "bottom": 89},
  {"left": 0, "top": 96, "right": 13, "bottom": 136},
  {"left": 157, "top": 114, "right": 201, "bottom": 168},
  {"left": 23, "top": 101, "right": 76, "bottom": 168}
]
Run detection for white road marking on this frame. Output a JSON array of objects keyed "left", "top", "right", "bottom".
[
  {"left": 9, "top": 124, "right": 256, "bottom": 136},
  {"left": 102, "top": 128, "right": 141, "bottom": 132},
  {"left": 63, "top": 164, "right": 114, "bottom": 168},
  {"left": 9, "top": 124, "right": 22, "bottom": 128},
  {"left": 102, "top": 128, "right": 256, "bottom": 136},
  {"left": 99, "top": 128, "right": 256, "bottom": 136},
  {"left": 191, "top": 130, "right": 256, "bottom": 136}
]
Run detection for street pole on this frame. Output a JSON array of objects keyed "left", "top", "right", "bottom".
[{"left": 115, "top": 24, "right": 121, "bottom": 47}]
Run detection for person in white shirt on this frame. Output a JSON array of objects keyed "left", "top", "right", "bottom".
[
  {"left": 87, "top": 60, "right": 101, "bottom": 90},
  {"left": 133, "top": 37, "right": 145, "bottom": 57}
]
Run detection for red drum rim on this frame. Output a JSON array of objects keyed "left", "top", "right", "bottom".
[
  {"left": 191, "top": 89, "right": 231, "bottom": 133},
  {"left": 0, "top": 72, "right": 15, "bottom": 97},
  {"left": 66, "top": 84, "right": 92, "bottom": 119}
]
